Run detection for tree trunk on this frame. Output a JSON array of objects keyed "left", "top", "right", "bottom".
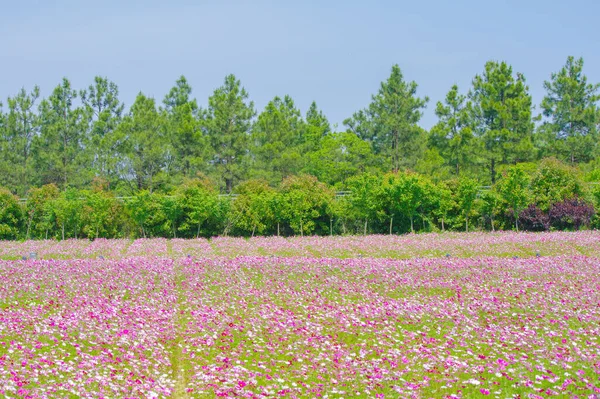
[
  {"left": 491, "top": 159, "right": 496, "bottom": 185},
  {"left": 392, "top": 129, "right": 399, "bottom": 173},
  {"left": 225, "top": 178, "right": 233, "bottom": 194},
  {"left": 515, "top": 216, "right": 519, "bottom": 232},
  {"left": 441, "top": 218, "right": 445, "bottom": 232},
  {"left": 330, "top": 218, "right": 333, "bottom": 236},
  {"left": 61, "top": 222, "right": 65, "bottom": 241},
  {"left": 363, "top": 219, "right": 368, "bottom": 236},
  {"left": 196, "top": 222, "right": 202, "bottom": 238},
  {"left": 410, "top": 217, "right": 414, "bottom": 234},
  {"left": 26, "top": 217, "right": 32, "bottom": 239},
  {"left": 300, "top": 220, "right": 303, "bottom": 237},
  {"left": 465, "top": 218, "right": 469, "bottom": 233},
  {"left": 389, "top": 216, "right": 393, "bottom": 235},
  {"left": 277, "top": 222, "right": 280, "bottom": 237},
  {"left": 252, "top": 225, "right": 256, "bottom": 237}
]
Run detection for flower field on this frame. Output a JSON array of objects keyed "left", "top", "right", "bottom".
[{"left": 1, "top": 233, "right": 600, "bottom": 398}]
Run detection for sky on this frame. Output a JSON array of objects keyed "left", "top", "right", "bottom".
[{"left": 1, "top": 0, "right": 599, "bottom": 130}]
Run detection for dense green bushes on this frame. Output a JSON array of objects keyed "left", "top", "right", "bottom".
[{"left": 0, "top": 158, "right": 597, "bottom": 240}]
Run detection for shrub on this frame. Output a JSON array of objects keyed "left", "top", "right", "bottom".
[
  {"left": 0, "top": 187, "right": 22, "bottom": 239},
  {"left": 518, "top": 205, "right": 549, "bottom": 231},
  {"left": 548, "top": 198, "right": 595, "bottom": 230},
  {"left": 530, "top": 158, "right": 589, "bottom": 211}
]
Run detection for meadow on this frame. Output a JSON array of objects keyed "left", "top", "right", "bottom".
[{"left": 1, "top": 232, "right": 599, "bottom": 398}]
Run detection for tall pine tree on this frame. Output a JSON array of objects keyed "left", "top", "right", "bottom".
[
  {"left": 204, "top": 74, "right": 255, "bottom": 192},
  {"left": 538, "top": 56, "right": 600, "bottom": 164},
  {"left": 344, "top": 64, "right": 428, "bottom": 172},
  {"left": 469, "top": 61, "right": 534, "bottom": 184}
]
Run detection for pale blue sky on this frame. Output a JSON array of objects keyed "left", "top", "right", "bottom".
[{"left": 1, "top": 0, "right": 599, "bottom": 129}]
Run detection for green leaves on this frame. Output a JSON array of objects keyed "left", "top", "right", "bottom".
[
  {"left": 456, "top": 177, "right": 479, "bottom": 232},
  {"left": 80, "top": 76, "right": 124, "bottom": 183},
  {"left": 344, "top": 64, "right": 428, "bottom": 172},
  {"left": 178, "top": 178, "right": 223, "bottom": 238},
  {"left": 163, "top": 76, "right": 206, "bottom": 179},
  {"left": 0, "top": 187, "right": 21, "bottom": 239},
  {"left": 3, "top": 86, "right": 40, "bottom": 195},
  {"left": 34, "top": 78, "right": 88, "bottom": 188},
  {"left": 539, "top": 56, "right": 600, "bottom": 164},
  {"left": 469, "top": 61, "right": 534, "bottom": 183},
  {"left": 118, "top": 93, "right": 169, "bottom": 191},
  {"left": 529, "top": 158, "right": 588, "bottom": 211},
  {"left": 429, "top": 84, "right": 480, "bottom": 177},
  {"left": 251, "top": 96, "right": 305, "bottom": 184},
  {"left": 280, "top": 175, "right": 334, "bottom": 236},
  {"left": 496, "top": 165, "right": 531, "bottom": 230},
  {"left": 204, "top": 74, "right": 256, "bottom": 192},
  {"left": 230, "top": 179, "right": 278, "bottom": 236}
]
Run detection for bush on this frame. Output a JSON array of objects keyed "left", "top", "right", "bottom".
[
  {"left": 530, "top": 158, "right": 589, "bottom": 211},
  {"left": 518, "top": 205, "right": 549, "bottom": 231},
  {"left": 548, "top": 198, "right": 595, "bottom": 230},
  {"left": 0, "top": 187, "right": 22, "bottom": 239}
]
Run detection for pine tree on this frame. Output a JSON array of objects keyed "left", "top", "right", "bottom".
[
  {"left": 204, "top": 75, "right": 255, "bottom": 192},
  {"left": 539, "top": 56, "right": 600, "bottom": 164},
  {"left": 469, "top": 61, "right": 534, "bottom": 184},
  {"left": 344, "top": 64, "right": 428, "bottom": 172}
]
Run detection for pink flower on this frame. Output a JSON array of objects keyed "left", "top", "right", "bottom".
[{"left": 480, "top": 388, "right": 490, "bottom": 395}]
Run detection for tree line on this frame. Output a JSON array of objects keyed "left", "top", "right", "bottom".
[
  {"left": 0, "top": 56, "right": 599, "bottom": 239},
  {"left": 0, "top": 158, "right": 598, "bottom": 239}
]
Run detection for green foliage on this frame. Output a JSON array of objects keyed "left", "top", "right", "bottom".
[
  {"left": 530, "top": 158, "right": 589, "bottom": 211},
  {"left": 81, "top": 188, "right": 125, "bottom": 239},
  {"left": 2, "top": 86, "right": 40, "bottom": 195},
  {"left": 431, "top": 182, "right": 455, "bottom": 231},
  {"left": 538, "top": 56, "right": 600, "bottom": 164},
  {"left": 495, "top": 164, "right": 531, "bottom": 230},
  {"left": 0, "top": 187, "right": 22, "bottom": 239},
  {"left": 304, "top": 131, "right": 377, "bottom": 185},
  {"left": 470, "top": 61, "right": 534, "bottom": 184},
  {"left": 344, "top": 173, "right": 383, "bottom": 235},
  {"left": 344, "top": 64, "right": 428, "bottom": 172},
  {"left": 118, "top": 93, "right": 169, "bottom": 191},
  {"left": 251, "top": 96, "right": 305, "bottom": 184},
  {"left": 161, "top": 195, "right": 183, "bottom": 238},
  {"left": 80, "top": 76, "right": 124, "bottom": 185},
  {"left": 381, "top": 172, "right": 435, "bottom": 233},
  {"left": 23, "top": 184, "right": 60, "bottom": 239},
  {"left": 456, "top": 177, "right": 479, "bottom": 232},
  {"left": 163, "top": 76, "right": 206, "bottom": 179},
  {"left": 429, "top": 85, "right": 480, "bottom": 177},
  {"left": 230, "top": 179, "right": 278, "bottom": 236},
  {"left": 33, "top": 78, "right": 88, "bottom": 188},
  {"left": 479, "top": 190, "right": 501, "bottom": 231},
  {"left": 126, "top": 191, "right": 166, "bottom": 238},
  {"left": 47, "top": 188, "right": 86, "bottom": 240},
  {"left": 304, "top": 101, "right": 330, "bottom": 152},
  {"left": 280, "top": 175, "right": 334, "bottom": 236},
  {"left": 178, "top": 177, "right": 223, "bottom": 238},
  {"left": 204, "top": 74, "right": 256, "bottom": 192},
  {"left": 0, "top": 61, "right": 599, "bottom": 238}
]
